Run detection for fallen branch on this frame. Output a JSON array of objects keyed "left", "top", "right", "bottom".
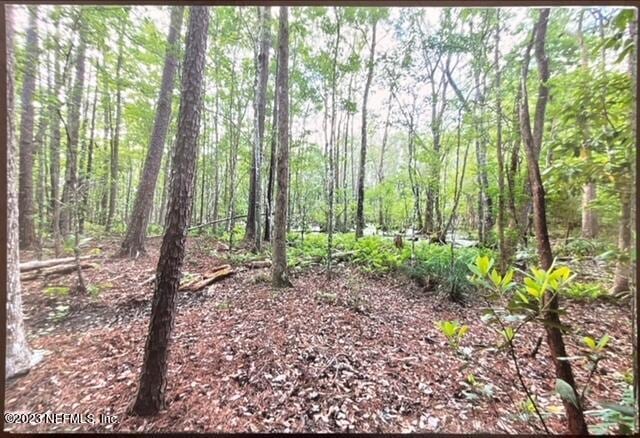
[
  {"left": 21, "top": 262, "right": 96, "bottom": 281},
  {"left": 244, "top": 260, "right": 271, "bottom": 269},
  {"left": 20, "top": 255, "right": 94, "bottom": 272},
  {"left": 180, "top": 265, "right": 234, "bottom": 292}
]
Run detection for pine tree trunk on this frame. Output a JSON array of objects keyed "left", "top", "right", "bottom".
[
  {"left": 18, "top": 6, "right": 40, "bottom": 249},
  {"left": 130, "top": 6, "right": 209, "bottom": 416},
  {"left": 356, "top": 20, "right": 377, "bottom": 239},
  {"left": 272, "top": 6, "right": 291, "bottom": 288},
  {"left": 120, "top": 7, "right": 184, "bottom": 257},
  {"left": 5, "top": 5, "right": 35, "bottom": 379}
]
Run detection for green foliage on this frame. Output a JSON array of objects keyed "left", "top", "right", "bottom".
[
  {"left": 44, "top": 286, "right": 70, "bottom": 298},
  {"left": 586, "top": 385, "right": 636, "bottom": 435},
  {"left": 436, "top": 320, "right": 469, "bottom": 351},
  {"left": 564, "top": 282, "right": 607, "bottom": 302}
]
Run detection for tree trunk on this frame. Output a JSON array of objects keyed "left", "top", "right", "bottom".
[
  {"left": 265, "top": 54, "right": 279, "bottom": 243},
  {"left": 272, "top": 6, "right": 291, "bottom": 288},
  {"left": 106, "top": 24, "right": 126, "bottom": 232},
  {"left": 519, "top": 10, "right": 588, "bottom": 435},
  {"left": 79, "top": 60, "right": 99, "bottom": 234},
  {"left": 356, "top": 19, "right": 377, "bottom": 239},
  {"left": 611, "top": 16, "right": 636, "bottom": 294},
  {"left": 326, "top": 8, "right": 341, "bottom": 278},
  {"left": 48, "top": 20, "right": 63, "bottom": 255},
  {"left": 495, "top": 11, "right": 507, "bottom": 271},
  {"left": 18, "top": 6, "right": 40, "bottom": 249},
  {"left": 119, "top": 7, "right": 184, "bottom": 257},
  {"left": 5, "top": 5, "right": 36, "bottom": 380},
  {"left": 59, "top": 10, "right": 87, "bottom": 238},
  {"left": 129, "top": 6, "right": 209, "bottom": 416},
  {"left": 577, "top": 11, "right": 598, "bottom": 239},
  {"left": 246, "top": 6, "right": 270, "bottom": 251}
]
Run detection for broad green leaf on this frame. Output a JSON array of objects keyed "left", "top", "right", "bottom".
[
  {"left": 583, "top": 336, "right": 597, "bottom": 350},
  {"left": 555, "top": 379, "right": 580, "bottom": 408}
]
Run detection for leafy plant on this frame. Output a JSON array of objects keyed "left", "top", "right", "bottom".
[
  {"left": 586, "top": 384, "right": 635, "bottom": 435},
  {"left": 44, "top": 286, "right": 70, "bottom": 298},
  {"left": 435, "top": 320, "right": 469, "bottom": 351}
]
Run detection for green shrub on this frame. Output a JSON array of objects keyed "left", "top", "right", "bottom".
[
  {"left": 564, "top": 282, "right": 607, "bottom": 301},
  {"left": 556, "top": 238, "right": 612, "bottom": 259},
  {"left": 586, "top": 384, "right": 635, "bottom": 435}
]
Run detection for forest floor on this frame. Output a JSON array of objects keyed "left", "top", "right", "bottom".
[{"left": 5, "top": 236, "right": 633, "bottom": 433}]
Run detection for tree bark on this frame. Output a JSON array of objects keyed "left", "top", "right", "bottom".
[
  {"left": 59, "top": 10, "right": 87, "bottom": 238},
  {"left": 106, "top": 22, "right": 126, "bottom": 232},
  {"left": 611, "top": 16, "right": 636, "bottom": 294},
  {"left": 246, "top": 6, "right": 271, "bottom": 251},
  {"left": 119, "top": 7, "right": 184, "bottom": 257},
  {"left": 494, "top": 11, "right": 507, "bottom": 271},
  {"left": 5, "top": 4, "right": 36, "bottom": 380},
  {"left": 356, "top": 19, "right": 377, "bottom": 238},
  {"left": 519, "top": 10, "right": 588, "bottom": 435},
  {"left": 130, "top": 6, "right": 209, "bottom": 417},
  {"left": 272, "top": 6, "right": 291, "bottom": 288},
  {"left": 18, "top": 6, "right": 40, "bottom": 249},
  {"left": 577, "top": 11, "right": 598, "bottom": 239},
  {"left": 264, "top": 54, "right": 278, "bottom": 243}
]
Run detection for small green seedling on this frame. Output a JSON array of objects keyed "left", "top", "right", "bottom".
[
  {"left": 44, "top": 286, "right": 70, "bottom": 298},
  {"left": 436, "top": 320, "right": 469, "bottom": 351}
]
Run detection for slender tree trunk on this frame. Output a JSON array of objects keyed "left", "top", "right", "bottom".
[
  {"left": 264, "top": 54, "right": 279, "bottom": 243},
  {"left": 59, "top": 11, "right": 87, "bottom": 238},
  {"left": 520, "top": 10, "right": 588, "bottom": 435},
  {"left": 577, "top": 11, "right": 598, "bottom": 239},
  {"left": 356, "top": 20, "right": 377, "bottom": 238},
  {"left": 5, "top": 5, "right": 36, "bottom": 379},
  {"left": 272, "top": 6, "right": 291, "bottom": 288},
  {"left": 611, "top": 16, "right": 636, "bottom": 294},
  {"left": 495, "top": 11, "right": 507, "bottom": 271},
  {"left": 326, "top": 8, "right": 341, "bottom": 278},
  {"left": 106, "top": 24, "right": 126, "bottom": 232},
  {"left": 130, "top": 6, "right": 209, "bottom": 416},
  {"left": 79, "top": 61, "right": 99, "bottom": 234},
  {"left": 377, "top": 95, "right": 391, "bottom": 230},
  {"left": 48, "top": 23, "right": 62, "bottom": 255},
  {"left": 119, "top": 7, "right": 184, "bottom": 257},
  {"left": 246, "top": 6, "right": 270, "bottom": 250},
  {"left": 18, "top": 6, "right": 40, "bottom": 249}
]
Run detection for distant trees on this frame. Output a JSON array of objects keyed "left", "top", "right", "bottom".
[
  {"left": 119, "top": 7, "right": 184, "bottom": 258},
  {"left": 130, "top": 6, "right": 209, "bottom": 416}
]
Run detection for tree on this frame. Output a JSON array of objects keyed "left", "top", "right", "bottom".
[
  {"left": 245, "top": 6, "right": 271, "bottom": 251},
  {"left": 519, "top": 9, "right": 588, "bottom": 435},
  {"left": 130, "top": 6, "right": 209, "bottom": 416},
  {"left": 17, "top": 6, "right": 40, "bottom": 249},
  {"left": 5, "top": 4, "right": 36, "bottom": 379},
  {"left": 355, "top": 17, "right": 377, "bottom": 238},
  {"left": 119, "top": 7, "right": 184, "bottom": 257},
  {"left": 106, "top": 17, "right": 126, "bottom": 232},
  {"left": 611, "top": 15, "right": 636, "bottom": 295},
  {"left": 272, "top": 6, "right": 291, "bottom": 288},
  {"left": 59, "top": 10, "right": 87, "bottom": 237}
]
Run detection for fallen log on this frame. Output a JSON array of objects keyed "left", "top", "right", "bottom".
[
  {"left": 245, "top": 260, "right": 271, "bottom": 269},
  {"left": 180, "top": 265, "right": 234, "bottom": 292},
  {"left": 21, "top": 262, "right": 96, "bottom": 281},
  {"left": 20, "top": 255, "right": 93, "bottom": 272}
]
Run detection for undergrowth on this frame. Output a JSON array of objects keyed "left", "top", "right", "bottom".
[{"left": 289, "top": 233, "right": 494, "bottom": 300}]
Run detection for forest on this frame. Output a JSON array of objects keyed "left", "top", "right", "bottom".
[{"left": 4, "top": 4, "right": 637, "bottom": 434}]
